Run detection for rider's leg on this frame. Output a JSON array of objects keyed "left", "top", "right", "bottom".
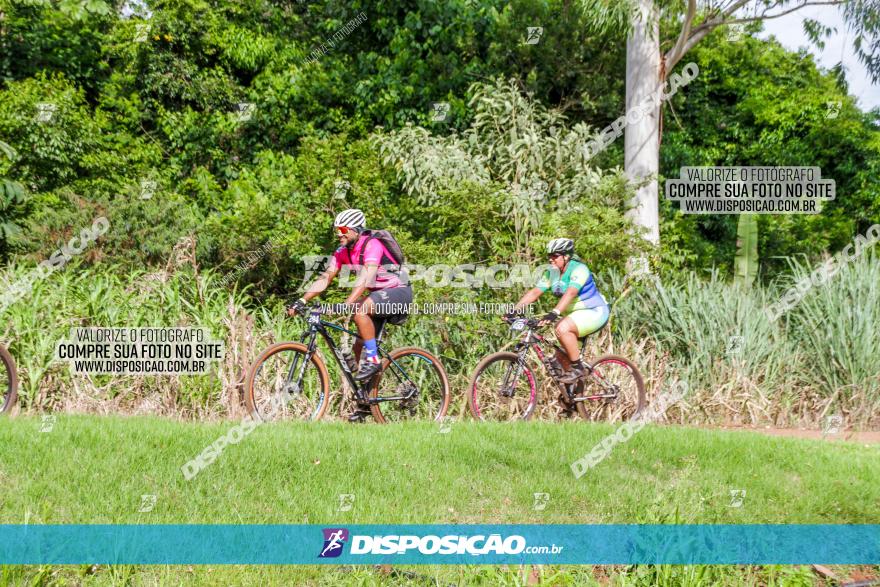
[
  {"left": 352, "top": 338, "right": 363, "bottom": 363},
  {"left": 352, "top": 297, "right": 376, "bottom": 341},
  {"left": 568, "top": 306, "right": 610, "bottom": 340},
  {"left": 351, "top": 296, "right": 370, "bottom": 362},
  {"left": 556, "top": 306, "right": 611, "bottom": 385},
  {"left": 555, "top": 318, "right": 581, "bottom": 361},
  {"left": 347, "top": 298, "right": 377, "bottom": 420},
  {"left": 556, "top": 317, "right": 586, "bottom": 384},
  {"left": 353, "top": 297, "right": 383, "bottom": 381},
  {"left": 353, "top": 286, "right": 412, "bottom": 382},
  {"left": 563, "top": 306, "right": 610, "bottom": 381}
]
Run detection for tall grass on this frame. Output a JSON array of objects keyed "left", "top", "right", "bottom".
[
  {"left": 1, "top": 252, "right": 877, "bottom": 428},
  {"left": 0, "top": 260, "right": 254, "bottom": 417},
  {"left": 613, "top": 270, "right": 802, "bottom": 425},
  {"left": 614, "top": 252, "right": 880, "bottom": 427},
  {"left": 785, "top": 254, "right": 880, "bottom": 407}
]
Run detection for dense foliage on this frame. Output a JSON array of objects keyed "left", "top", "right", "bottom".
[
  {"left": 1, "top": 0, "right": 877, "bottom": 287},
  {"left": 662, "top": 28, "right": 880, "bottom": 274}
]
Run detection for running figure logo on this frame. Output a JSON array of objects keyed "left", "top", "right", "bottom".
[{"left": 318, "top": 528, "right": 349, "bottom": 558}]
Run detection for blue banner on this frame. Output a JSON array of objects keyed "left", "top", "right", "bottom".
[{"left": 0, "top": 525, "right": 877, "bottom": 564}]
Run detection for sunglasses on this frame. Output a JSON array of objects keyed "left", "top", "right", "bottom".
[
  {"left": 548, "top": 253, "right": 564, "bottom": 260},
  {"left": 335, "top": 226, "right": 353, "bottom": 236}
]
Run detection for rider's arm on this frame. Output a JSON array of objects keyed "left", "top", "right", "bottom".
[
  {"left": 553, "top": 286, "right": 579, "bottom": 314},
  {"left": 515, "top": 263, "right": 555, "bottom": 313},
  {"left": 301, "top": 265, "right": 339, "bottom": 302},
  {"left": 345, "top": 263, "right": 378, "bottom": 305},
  {"left": 345, "top": 237, "right": 384, "bottom": 304},
  {"left": 535, "top": 287, "right": 576, "bottom": 325},
  {"left": 553, "top": 262, "right": 588, "bottom": 313},
  {"left": 514, "top": 288, "right": 543, "bottom": 312}
]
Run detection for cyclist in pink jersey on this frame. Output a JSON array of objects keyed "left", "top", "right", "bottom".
[
  {"left": 288, "top": 209, "right": 412, "bottom": 420},
  {"left": 330, "top": 231, "right": 403, "bottom": 291}
]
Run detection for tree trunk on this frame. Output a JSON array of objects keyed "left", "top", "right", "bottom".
[{"left": 624, "top": 0, "right": 661, "bottom": 245}]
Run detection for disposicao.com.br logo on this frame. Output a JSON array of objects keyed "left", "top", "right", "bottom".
[
  {"left": 318, "top": 528, "right": 563, "bottom": 557},
  {"left": 318, "top": 528, "right": 349, "bottom": 558}
]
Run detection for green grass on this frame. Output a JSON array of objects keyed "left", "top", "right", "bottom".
[
  {"left": 0, "top": 415, "right": 877, "bottom": 585},
  {"left": 0, "top": 562, "right": 826, "bottom": 586},
  {"left": 1, "top": 415, "right": 877, "bottom": 525}
]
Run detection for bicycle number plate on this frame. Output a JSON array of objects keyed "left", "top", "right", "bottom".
[
  {"left": 511, "top": 318, "right": 526, "bottom": 331},
  {"left": 308, "top": 312, "right": 321, "bottom": 324}
]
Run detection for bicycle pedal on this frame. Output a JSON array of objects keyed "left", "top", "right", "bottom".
[
  {"left": 347, "top": 408, "right": 372, "bottom": 423},
  {"left": 560, "top": 404, "right": 577, "bottom": 416}
]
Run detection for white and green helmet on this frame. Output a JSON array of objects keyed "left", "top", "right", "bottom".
[
  {"left": 546, "top": 238, "right": 574, "bottom": 255},
  {"left": 334, "top": 208, "right": 366, "bottom": 230}
]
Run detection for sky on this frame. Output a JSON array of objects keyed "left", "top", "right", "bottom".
[{"left": 757, "top": 4, "right": 879, "bottom": 111}]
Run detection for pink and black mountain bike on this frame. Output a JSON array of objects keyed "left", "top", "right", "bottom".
[{"left": 467, "top": 316, "right": 645, "bottom": 422}]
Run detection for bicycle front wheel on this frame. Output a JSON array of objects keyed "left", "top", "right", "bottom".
[
  {"left": 369, "top": 347, "right": 450, "bottom": 424},
  {"left": 468, "top": 352, "right": 537, "bottom": 421},
  {"left": 0, "top": 346, "right": 17, "bottom": 415},
  {"left": 575, "top": 354, "right": 645, "bottom": 422},
  {"left": 245, "top": 342, "right": 330, "bottom": 421}
]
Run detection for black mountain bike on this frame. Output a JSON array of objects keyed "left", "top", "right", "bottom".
[
  {"left": 245, "top": 304, "right": 450, "bottom": 423},
  {"left": 468, "top": 316, "right": 645, "bottom": 422}
]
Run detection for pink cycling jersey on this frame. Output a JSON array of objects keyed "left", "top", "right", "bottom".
[{"left": 331, "top": 234, "right": 402, "bottom": 291}]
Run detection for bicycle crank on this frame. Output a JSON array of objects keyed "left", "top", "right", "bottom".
[{"left": 398, "top": 382, "right": 419, "bottom": 415}]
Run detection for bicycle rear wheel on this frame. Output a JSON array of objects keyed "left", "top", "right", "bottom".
[
  {"left": 0, "top": 346, "right": 17, "bottom": 415},
  {"left": 246, "top": 342, "right": 330, "bottom": 421},
  {"left": 575, "top": 354, "right": 645, "bottom": 422},
  {"left": 468, "top": 351, "right": 537, "bottom": 421},
  {"left": 369, "top": 347, "right": 449, "bottom": 423}
]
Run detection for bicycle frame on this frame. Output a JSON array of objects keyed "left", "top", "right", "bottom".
[
  {"left": 289, "top": 309, "right": 417, "bottom": 405},
  {"left": 511, "top": 323, "right": 619, "bottom": 403}
]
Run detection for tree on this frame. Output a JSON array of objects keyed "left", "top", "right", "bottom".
[
  {"left": 661, "top": 33, "right": 880, "bottom": 275},
  {"left": 373, "top": 78, "right": 640, "bottom": 260},
  {"left": 585, "top": 0, "right": 880, "bottom": 245},
  {"left": 0, "top": 140, "right": 28, "bottom": 260}
]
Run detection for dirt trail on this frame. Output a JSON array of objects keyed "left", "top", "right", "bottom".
[{"left": 709, "top": 426, "right": 880, "bottom": 444}]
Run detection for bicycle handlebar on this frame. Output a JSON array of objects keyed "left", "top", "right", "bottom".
[
  {"left": 502, "top": 314, "right": 543, "bottom": 331},
  {"left": 288, "top": 302, "right": 359, "bottom": 319}
]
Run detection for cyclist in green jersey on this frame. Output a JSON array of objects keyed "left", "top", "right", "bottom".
[{"left": 506, "top": 238, "right": 610, "bottom": 384}]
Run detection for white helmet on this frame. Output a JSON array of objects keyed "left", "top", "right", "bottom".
[
  {"left": 334, "top": 209, "right": 366, "bottom": 230},
  {"left": 546, "top": 238, "right": 574, "bottom": 255}
]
